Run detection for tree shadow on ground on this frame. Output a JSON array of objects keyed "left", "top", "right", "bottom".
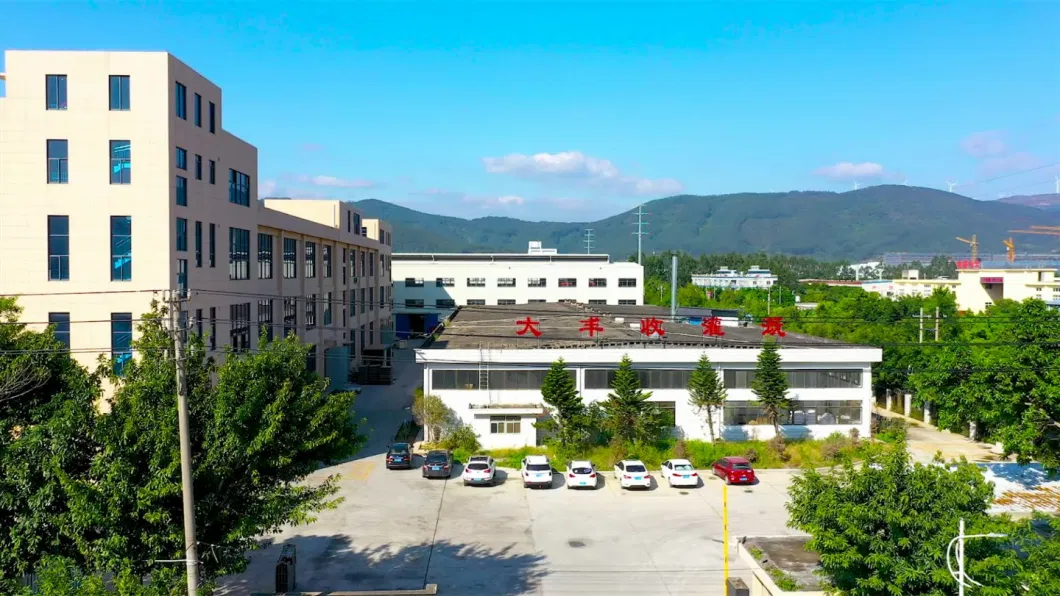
[{"left": 217, "top": 534, "right": 548, "bottom": 596}]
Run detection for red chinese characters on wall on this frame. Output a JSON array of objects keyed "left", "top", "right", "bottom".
[
  {"left": 701, "top": 316, "right": 725, "bottom": 337},
  {"left": 515, "top": 317, "right": 542, "bottom": 337},
  {"left": 955, "top": 259, "right": 981, "bottom": 270},
  {"left": 639, "top": 317, "right": 666, "bottom": 337},
  {"left": 579, "top": 316, "right": 605, "bottom": 337},
  {"left": 761, "top": 316, "right": 786, "bottom": 337}
]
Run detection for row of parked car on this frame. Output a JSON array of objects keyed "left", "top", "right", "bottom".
[{"left": 384, "top": 442, "right": 757, "bottom": 489}]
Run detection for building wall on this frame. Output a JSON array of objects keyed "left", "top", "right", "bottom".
[
  {"left": 418, "top": 347, "right": 880, "bottom": 448},
  {"left": 0, "top": 50, "right": 392, "bottom": 397},
  {"left": 692, "top": 269, "right": 777, "bottom": 290}
]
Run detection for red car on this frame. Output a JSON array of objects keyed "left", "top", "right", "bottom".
[{"left": 713, "top": 457, "right": 756, "bottom": 485}]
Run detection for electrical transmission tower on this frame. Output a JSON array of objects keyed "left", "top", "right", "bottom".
[
  {"left": 584, "top": 228, "right": 594, "bottom": 254},
  {"left": 632, "top": 205, "right": 648, "bottom": 264}
]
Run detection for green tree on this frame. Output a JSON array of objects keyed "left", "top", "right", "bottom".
[
  {"left": 751, "top": 339, "right": 790, "bottom": 436},
  {"left": 600, "top": 355, "right": 664, "bottom": 444},
  {"left": 536, "top": 359, "right": 588, "bottom": 448},
  {"left": 412, "top": 387, "right": 455, "bottom": 443},
  {"left": 687, "top": 354, "right": 726, "bottom": 442}
]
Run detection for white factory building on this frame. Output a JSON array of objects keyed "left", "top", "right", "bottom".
[
  {"left": 392, "top": 241, "right": 643, "bottom": 338},
  {"left": 416, "top": 303, "right": 881, "bottom": 449},
  {"left": 692, "top": 266, "right": 778, "bottom": 290}
]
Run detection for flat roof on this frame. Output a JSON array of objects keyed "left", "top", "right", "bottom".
[
  {"left": 426, "top": 303, "right": 862, "bottom": 350},
  {"left": 393, "top": 253, "right": 618, "bottom": 263}
]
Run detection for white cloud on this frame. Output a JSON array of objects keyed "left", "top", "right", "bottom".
[
  {"left": 259, "top": 179, "right": 278, "bottom": 197},
  {"left": 813, "top": 162, "right": 886, "bottom": 181},
  {"left": 482, "top": 151, "right": 683, "bottom": 197},
  {"left": 960, "top": 131, "right": 1007, "bottom": 158},
  {"left": 297, "top": 175, "right": 376, "bottom": 189}
]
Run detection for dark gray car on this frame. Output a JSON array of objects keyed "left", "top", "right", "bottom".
[{"left": 422, "top": 450, "right": 453, "bottom": 479}]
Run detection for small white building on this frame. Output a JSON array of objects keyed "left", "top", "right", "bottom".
[
  {"left": 692, "top": 266, "right": 777, "bottom": 290},
  {"left": 416, "top": 303, "right": 881, "bottom": 448},
  {"left": 392, "top": 241, "right": 643, "bottom": 338}
]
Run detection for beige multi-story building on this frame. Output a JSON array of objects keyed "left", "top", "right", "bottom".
[{"left": 0, "top": 50, "right": 393, "bottom": 393}]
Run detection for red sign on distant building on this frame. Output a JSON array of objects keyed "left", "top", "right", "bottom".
[
  {"left": 639, "top": 317, "right": 666, "bottom": 337},
  {"left": 955, "top": 259, "right": 981, "bottom": 270},
  {"left": 579, "top": 316, "right": 605, "bottom": 338},
  {"left": 701, "top": 316, "right": 725, "bottom": 337},
  {"left": 515, "top": 317, "right": 542, "bottom": 337},
  {"left": 980, "top": 277, "right": 1003, "bottom": 284},
  {"left": 762, "top": 316, "right": 787, "bottom": 337}
]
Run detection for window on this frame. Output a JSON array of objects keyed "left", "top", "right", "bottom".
[
  {"left": 498, "top": 299, "right": 516, "bottom": 305},
  {"left": 194, "top": 93, "right": 202, "bottom": 127},
  {"left": 230, "top": 303, "right": 250, "bottom": 352},
  {"left": 194, "top": 155, "right": 202, "bottom": 180},
  {"left": 208, "top": 224, "right": 216, "bottom": 267},
  {"left": 323, "top": 245, "right": 332, "bottom": 278},
  {"left": 195, "top": 308, "right": 203, "bottom": 339},
  {"left": 497, "top": 278, "right": 516, "bottom": 287},
  {"left": 490, "top": 415, "right": 521, "bottom": 434},
  {"left": 258, "top": 300, "right": 274, "bottom": 343},
  {"left": 405, "top": 278, "right": 424, "bottom": 287},
  {"left": 619, "top": 278, "right": 638, "bottom": 288},
  {"left": 304, "top": 241, "right": 317, "bottom": 278},
  {"left": 558, "top": 299, "right": 576, "bottom": 304},
  {"left": 306, "top": 345, "right": 317, "bottom": 373},
  {"left": 436, "top": 278, "right": 454, "bottom": 287},
  {"left": 342, "top": 291, "right": 347, "bottom": 326},
  {"left": 194, "top": 222, "right": 202, "bottom": 267},
  {"left": 467, "top": 299, "right": 486, "bottom": 306},
  {"left": 209, "top": 307, "right": 216, "bottom": 350},
  {"left": 176, "top": 147, "right": 187, "bottom": 170},
  {"left": 110, "top": 216, "right": 132, "bottom": 281},
  {"left": 618, "top": 299, "right": 636, "bottom": 305},
  {"left": 585, "top": 369, "right": 693, "bottom": 390},
  {"left": 176, "top": 176, "right": 187, "bottom": 205},
  {"left": 723, "top": 400, "right": 863, "bottom": 426},
  {"left": 49, "top": 313, "right": 70, "bottom": 350},
  {"left": 558, "top": 278, "right": 577, "bottom": 288},
  {"left": 305, "top": 295, "right": 317, "bottom": 329},
  {"left": 283, "top": 298, "right": 297, "bottom": 337},
  {"left": 405, "top": 299, "right": 425, "bottom": 308},
  {"left": 208, "top": 101, "right": 216, "bottom": 133},
  {"left": 228, "top": 227, "right": 250, "bottom": 280},
  {"left": 258, "top": 233, "right": 273, "bottom": 279},
  {"left": 368, "top": 287, "right": 374, "bottom": 311},
  {"left": 588, "top": 299, "right": 606, "bottom": 305},
  {"left": 47, "top": 140, "right": 68, "bottom": 183},
  {"left": 109, "top": 75, "right": 130, "bottom": 110},
  {"left": 528, "top": 278, "right": 546, "bottom": 288},
  {"left": 351, "top": 289, "right": 358, "bottom": 317},
  {"left": 175, "top": 82, "right": 187, "bottom": 119},
  {"left": 432, "top": 369, "right": 574, "bottom": 391},
  {"left": 656, "top": 402, "right": 676, "bottom": 427},
  {"left": 283, "top": 238, "right": 297, "bottom": 278},
  {"left": 353, "top": 213, "right": 362, "bottom": 235},
  {"left": 341, "top": 248, "right": 348, "bottom": 284},
  {"left": 360, "top": 289, "right": 366, "bottom": 315},
  {"left": 110, "top": 140, "right": 131, "bottom": 184},
  {"left": 360, "top": 251, "right": 366, "bottom": 276},
  {"left": 111, "top": 313, "right": 133, "bottom": 375},
  {"left": 209, "top": 160, "right": 216, "bottom": 184},
  {"left": 229, "top": 169, "right": 251, "bottom": 206},
  {"left": 528, "top": 299, "right": 546, "bottom": 303},
  {"left": 369, "top": 254, "right": 375, "bottom": 276},
  {"left": 436, "top": 299, "right": 456, "bottom": 308},
  {"left": 46, "top": 75, "right": 67, "bottom": 110},
  {"left": 723, "top": 369, "right": 863, "bottom": 389},
  {"left": 380, "top": 285, "right": 386, "bottom": 308},
  {"left": 176, "top": 218, "right": 188, "bottom": 251},
  {"left": 467, "top": 277, "right": 486, "bottom": 287},
  {"left": 324, "top": 292, "right": 333, "bottom": 325},
  {"left": 47, "top": 215, "right": 70, "bottom": 281},
  {"left": 177, "top": 258, "right": 187, "bottom": 293},
  {"left": 589, "top": 278, "right": 607, "bottom": 288}
]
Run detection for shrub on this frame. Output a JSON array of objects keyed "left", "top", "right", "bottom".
[
  {"left": 767, "top": 436, "right": 790, "bottom": 462},
  {"left": 743, "top": 447, "right": 760, "bottom": 464},
  {"left": 674, "top": 439, "right": 688, "bottom": 459},
  {"left": 443, "top": 425, "right": 481, "bottom": 453},
  {"left": 767, "top": 566, "right": 801, "bottom": 591},
  {"left": 848, "top": 427, "right": 860, "bottom": 445},
  {"left": 876, "top": 417, "right": 908, "bottom": 444}
]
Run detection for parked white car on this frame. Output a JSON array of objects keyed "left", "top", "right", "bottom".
[
  {"left": 462, "top": 455, "right": 496, "bottom": 486},
  {"left": 521, "top": 455, "right": 554, "bottom": 489},
  {"left": 614, "top": 459, "right": 652, "bottom": 490},
  {"left": 564, "top": 460, "right": 598, "bottom": 489},
  {"left": 660, "top": 459, "right": 699, "bottom": 488}
]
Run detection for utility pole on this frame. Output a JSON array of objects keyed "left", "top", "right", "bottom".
[
  {"left": 934, "top": 306, "right": 940, "bottom": 341},
  {"left": 584, "top": 228, "right": 594, "bottom": 254},
  {"left": 168, "top": 290, "right": 200, "bottom": 595},
  {"left": 632, "top": 205, "right": 648, "bottom": 264},
  {"left": 918, "top": 306, "right": 924, "bottom": 344}
]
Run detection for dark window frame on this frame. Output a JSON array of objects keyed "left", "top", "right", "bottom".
[
  {"left": 175, "top": 82, "right": 187, "bottom": 120},
  {"left": 49, "top": 312, "right": 71, "bottom": 350},
  {"left": 46, "top": 74, "right": 68, "bottom": 110},
  {"left": 228, "top": 227, "right": 250, "bottom": 280},
  {"left": 176, "top": 175, "right": 187, "bottom": 206},
  {"left": 111, "top": 313, "right": 133, "bottom": 375},
  {"left": 110, "top": 215, "right": 132, "bottom": 281},
  {"left": 109, "top": 75, "right": 130, "bottom": 110},
  {"left": 47, "top": 139, "right": 69, "bottom": 184},
  {"left": 47, "top": 215, "right": 70, "bottom": 281},
  {"left": 257, "top": 233, "right": 274, "bottom": 279},
  {"left": 109, "top": 140, "right": 131, "bottom": 184},
  {"left": 176, "top": 218, "right": 188, "bottom": 252}
]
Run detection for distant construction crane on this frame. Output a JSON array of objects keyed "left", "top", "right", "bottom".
[
  {"left": 1003, "top": 238, "right": 1016, "bottom": 263},
  {"left": 956, "top": 234, "right": 979, "bottom": 263},
  {"left": 1009, "top": 226, "right": 1060, "bottom": 253}
]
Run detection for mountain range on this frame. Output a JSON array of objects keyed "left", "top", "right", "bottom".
[
  {"left": 347, "top": 186, "right": 1060, "bottom": 261},
  {"left": 998, "top": 194, "right": 1060, "bottom": 211}
]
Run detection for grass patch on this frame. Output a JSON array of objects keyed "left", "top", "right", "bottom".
[
  {"left": 748, "top": 546, "right": 764, "bottom": 559},
  {"left": 766, "top": 566, "right": 801, "bottom": 591}
]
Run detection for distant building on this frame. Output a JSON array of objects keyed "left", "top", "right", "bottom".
[{"left": 692, "top": 266, "right": 777, "bottom": 290}]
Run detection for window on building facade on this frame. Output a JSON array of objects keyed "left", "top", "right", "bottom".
[
  {"left": 228, "top": 227, "right": 250, "bottom": 280},
  {"left": 176, "top": 176, "right": 187, "bottom": 206},
  {"left": 466, "top": 299, "right": 486, "bottom": 306},
  {"left": 405, "top": 278, "right": 424, "bottom": 287},
  {"left": 497, "top": 278, "right": 516, "bottom": 287},
  {"left": 229, "top": 303, "right": 251, "bottom": 352},
  {"left": 209, "top": 160, "right": 216, "bottom": 184},
  {"left": 195, "top": 308, "right": 203, "bottom": 339},
  {"left": 305, "top": 295, "right": 317, "bottom": 329},
  {"left": 360, "top": 288, "right": 366, "bottom": 315},
  {"left": 432, "top": 369, "right": 575, "bottom": 391},
  {"left": 46, "top": 215, "right": 70, "bottom": 281},
  {"left": 208, "top": 307, "right": 216, "bottom": 350},
  {"left": 467, "top": 277, "right": 486, "bottom": 287},
  {"left": 194, "top": 93, "right": 202, "bottom": 127},
  {"left": 283, "top": 298, "right": 297, "bottom": 337},
  {"left": 350, "top": 249, "right": 358, "bottom": 282},
  {"left": 49, "top": 313, "right": 70, "bottom": 350},
  {"left": 46, "top": 75, "right": 67, "bottom": 110},
  {"left": 324, "top": 292, "right": 333, "bottom": 326},
  {"left": 47, "top": 140, "right": 69, "bottom": 183},
  {"left": 208, "top": 224, "right": 216, "bottom": 267},
  {"left": 209, "top": 101, "right": 216, "bottom": 133},
  {"left": 558, "top": 278, "right": 577, "bottom": 288},
  {"left": 110, "top": 141, "right": 131, "bottom": 184},
  {"left": 558, "top": 299, "right": 576, "bottom": 304},
  {"left": 177, "top": 258, "right": 187, "bottom": 293},
  {"left": 175, "top": 82, "right": 187, "bottom": 119},
  {"left": 588, "top": 299, "right": 606, "bottom": 305},
  {"left": 111, "top": 313, "right": 133, "bottom": 375},
  {"left": 194, "top": 154, "right": 202, "bottom": 180},
  {"left": 436, "top": 299, "right": 456, "bottom": 308},
  {"left": 342, "top": 248, "right": 348, "bottom": 284},
  {"left": 109, "top": 75, "right": 130, "bottom": 110},
  {"left": 110, "top": 216, "right": 132, "bottom": 281},
  {"left": 436, "top": 278, "right": 454, "bottom": 287},
  {"left": 353, "top": 213, "right": 362, "bottom": 235},
  {"left": 618, "top": 299, "right": 636, "bottom": 305},
  {"left": 283, "top": 238, "right": 297, "bottom": 278},
  {"left": 528, "top": 299, "right": 546, "bottom": 303},
  {"left": 585, "top": 369, "right": 693, "bottom": 390},
  {"left": 528, "top": 278, "right": 546, "bottom": 288},
  {"left": 723, "top": 369, "right": 862, "bottom": 390},
  {"left": 405, "top": 299, "right": 425, "bottom": 308},
  {"left": 306, "top": 345, "right": 317, "bottom": 373},
  {"left": 360, "top": 251, "right": 366, "bottom": 277},
  {"left": 342, "top": 291, "right": 347, "bottom": 327},
  {"left": 228, "top": 169, "right": 251, "bottom": 206},
  {"left": 258, "top": 299, "right": 274, "bottom": 342},
  {"left": 368, "top": 287, "right": 374, "bottom": 311},
  {"left": 194, "top": 222, "right": 202, "bottom": 267},
  {"left": 588, "top": 278, "right": 607, "bottom": 287},
  {"left": 351, "top": 289, "right": 357, "bottom": 317},
  {"left": 618, "top": 278, "right": 638, "bottom": 288},
  {"left": 490, "top": 415, "right": 521, "bottom": 434},
  {"left": 257, "top": 233, "right": 273, "bottom": 279},
  {"left": 304, "top": 241, "right": 317, "bottom": 278},
  {"left": 323, "top": 245, "right": 332, "bottom": 278},
  {"left": 723, "top": 400, "right": 862, "bottom": 426},
  {"left": 176, "top": 147, "right": 187, "bottom": 170},
  {"left": 175, "top": 218, "right": 188, "bottom": 251},
  {"left": 368, "top": 254, "right": 374, "bottom": 276},
  {"left": 498, "top": 299, "right": 516, "bottom": 305}
]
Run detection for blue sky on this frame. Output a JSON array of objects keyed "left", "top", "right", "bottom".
[{"left": 2, "top": 1, "right": 1058, "bottom": 221}]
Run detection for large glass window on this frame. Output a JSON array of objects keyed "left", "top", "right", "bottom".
[
  {"left": 229, "top": 169, "right": 251, "bottom": 206},
  {"left": 111, "top": 313, "right": 133, "bottom": 375},
  {"left": 175, "top": 82, "right": 187, "bottom": 119},
  {"left": 110, "top": 140, "right": 131, "bottom": 184},
  {"left": 584, "top": 369, "right": 692, "bottom": 390},
  {"left": 405, "top": 299, "right": 425, "bottom": 308},
  {"left": 230, "top": 302, "right": 251, "bottom": 352},
  {"left": 109, "top": 75, "right": 130, "bottom": 110},
  {"left": 49, "top": 313, "right": 70, "bottom": 350},
  {"left": 258, "top": 299, "right": 274, "bottom": 343},
  {"left": 723, "top": 369, "right": 863, "bottom": 389},
  {"left": 528, "top": 278, "right": 546, "bottom": 287},
  {"left": 467, "top": 277, "right": 485, "bottom": 287},
  {"left": 324, "top": 292, "right": 333, "bottom": 326},
  {"left": 490, "top": 416, "right": 521, "bottom": 434},
  {"left": 723, "top": 400, "right": 863, "bottom": 426},
  {"left": 431, "top": 369, "right": 574, "bottom": 390},
  {"left": 618, "top": 278, "right": 638, "bottom": 288},
  {"left": 305, "top": 295, "right": 317, "bottom": 329},
  {"left": 558, "top": 278, "right": 577, "bottom": 288},
  {"left": 176, "top": 218, "right": 188, "bottom": 252},
  {"left": 47, "top": 215, "right": 70, "bottom": 281},
  {"left": 46, "top": 75, "right": 67, "bottom": 110},
  {"left": 176, "top": 176, "right": 187, "bottom": 206},
  {"left": 258, "top": 233, "right": 273, "bottom": 279},
  {"left": 110, "top": 216, "right": 132, "bottom": 281},
  {"left": 323, "top": 245, "right": 332, "bottom": 278},
  {"left": 283, "top": 238, "right": 297, "bottom": 278},
  {"left": 589, "top": 278, "right": 607, "bottom": 287},
  {"left": 283, "top": 298, "right": 297, "bottom": 336},
  {"left": 47, "top": 140, "right": 68, "bottom": 183},
  {"left": 304, "top": 241, "right": 317, "bottom": 278},
  {"left": 228, "top": 227, "right": 250, "bottom": 280},
  {"left": 497, "top": 278, "right": 516, "bottom": 287}
]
